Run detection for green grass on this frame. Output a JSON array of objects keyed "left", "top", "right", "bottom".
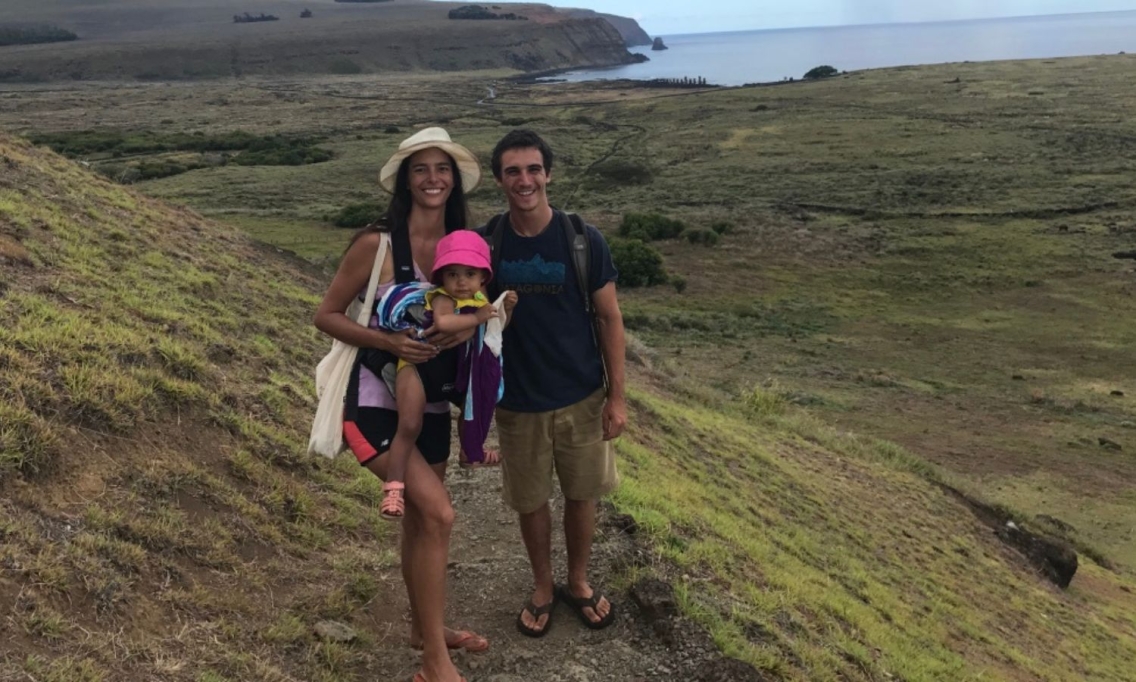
[
  {"left": 612, "top": 384, "right": 1136, "bottom": 680},
  {"left": 0, "top": 133, "right": 401, "bottom": 680}
]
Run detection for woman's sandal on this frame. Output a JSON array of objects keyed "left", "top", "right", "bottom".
[
  {"left": 410, "top": 629, "right": 489, "bottom": 653},
  {"left": 380, "top": 481, "right": 405, "bottom": 521},
  {"left": 413, "top": 674, "right": 466, "bottom": 682}
]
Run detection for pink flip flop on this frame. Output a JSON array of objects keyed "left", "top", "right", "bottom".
[
  {"left": 411, "top": 629, "right": 489, "bottom": 653},
  {"left": 413, "top": 674, "right": 467, "bottom": 682}
]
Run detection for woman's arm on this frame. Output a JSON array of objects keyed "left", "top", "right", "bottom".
[
  {"left": 313, "top": 232, "right": 438, "bottom": 364},
  {"left": 430, "top": 294, "right": 496, "bottom": 334}
]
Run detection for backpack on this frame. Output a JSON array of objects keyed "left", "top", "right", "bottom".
[{"left": 482, "top": 210, "right": 607, "bottom": 387}]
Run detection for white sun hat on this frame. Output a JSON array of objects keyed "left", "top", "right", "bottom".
[{"left": 378, "top": 127, "right": 481, "bottom": 194}]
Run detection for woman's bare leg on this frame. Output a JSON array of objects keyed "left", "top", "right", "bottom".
[{"left": 367, "top": 452, "right": 460, "bottom": 681}]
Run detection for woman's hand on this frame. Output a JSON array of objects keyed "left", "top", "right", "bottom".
[
  {"left": 386, "top": 328, "right": 438, "bottom": 364},
  {"left": 423, "top": 325, "right": 475, "bottom": 350}
]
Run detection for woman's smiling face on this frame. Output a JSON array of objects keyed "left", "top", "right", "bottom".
[{"left": 406, "top": 147, "right": 454, "bottom": 209}]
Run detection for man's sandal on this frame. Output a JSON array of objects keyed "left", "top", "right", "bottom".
[
  {"left": 515, "top": 597, "right": 557, "bottom": 638},
  {"left": 380, "top": 481, "right": 405, "bottom": 521},
  {"left": 557, "top": 584, "right": 616, "bottom": 630}
]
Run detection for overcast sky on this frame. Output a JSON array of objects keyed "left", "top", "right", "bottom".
[{"left": 553, "top": 0, "right": 1136, "bottom": 35}]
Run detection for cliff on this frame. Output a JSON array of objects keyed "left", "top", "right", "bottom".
[
  {"left": 560, "top": 8, "right": 652, "bottom": 46},
  {"left": 0, "top": 1, "right": 640, "bottom": 81}
]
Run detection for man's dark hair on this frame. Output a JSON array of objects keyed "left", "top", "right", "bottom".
[
  {"left": 348, "top": 150, "right": 468, "bottom": 250},
  {"left": 491, "top": 129, "right": 554, "bottom": 180}
]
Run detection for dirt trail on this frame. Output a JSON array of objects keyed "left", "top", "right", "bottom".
[{"left": 362, "top": 451, "right": 760, "bottom": 682}]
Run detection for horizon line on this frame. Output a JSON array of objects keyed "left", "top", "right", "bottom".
[{"left": 643, "top": 7, "right": 1136, "bottom": 39}]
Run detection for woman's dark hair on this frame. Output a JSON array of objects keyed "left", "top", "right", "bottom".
[{"left": 348, "top": 149, "right": 468, "bottom": 250}]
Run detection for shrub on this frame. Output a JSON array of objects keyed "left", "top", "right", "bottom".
[
  {"left": 710, "top": 220, "right": 733, "bottom": 235},
  {"left": 329, "top": 58, "right": 363, "bottom": 75},
  {"left": 334, "top": 202, "right": 384, "bottom": 228},
  {"left": 610, "top": 238, "right": 667, "bottom": 288},
  {"left": 591, "top": 159, "right": 653, "bottom": 186},
  {"left": 0, "top": 25, "right": 77, "bottom": 47},
  {"left": 683, "top": 228, "right": 719, "bottom": 246},
  {"left": 671, "top": 275, "right": 687, "bottom": 294},
  {"left": 618, "top": 213, "right": 685, "bottom": 241},
  {"left": 804, "top": 65, "right": 839, "bottom": 80}
]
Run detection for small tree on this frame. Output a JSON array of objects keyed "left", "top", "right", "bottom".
[{"left": 803, "top": 65, "right": 838, "bottom": 80}]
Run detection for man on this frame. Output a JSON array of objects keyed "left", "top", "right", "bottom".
[{"left": 482, "top": 129, "right": 627, "bottom": 637}]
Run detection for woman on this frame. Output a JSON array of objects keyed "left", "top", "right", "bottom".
[{"left": 314, "top": 127, "right": 485, "bottom": 682}]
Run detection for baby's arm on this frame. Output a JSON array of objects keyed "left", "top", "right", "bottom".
[{"left": 431, "top": 294, "right": 495, "bottom": 333}]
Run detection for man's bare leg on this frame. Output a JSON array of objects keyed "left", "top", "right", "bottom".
[{"left": 563, "top": 498, "right": 611, "bottom": 624}]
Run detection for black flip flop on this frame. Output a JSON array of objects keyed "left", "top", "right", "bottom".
[
  {"left": 515, "top": 597, "right": 556, "bottom": 638},
  {"left": 556, "top": 584, "right": 616, "bottom": 630}
]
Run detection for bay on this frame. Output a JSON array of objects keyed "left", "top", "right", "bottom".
[{"left": 554, "top": 10, "right": 1136, "bottom": 86}]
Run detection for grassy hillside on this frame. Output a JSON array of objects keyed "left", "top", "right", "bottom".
[
  {"left": 5, "top": 54, "right": 1136, "bottom": 680},
  {"left": 0, "top": 133, "right": 407, "bottom": 680},
  {"left": 0, "top": 0, "right": 638, "bottom": 81}
]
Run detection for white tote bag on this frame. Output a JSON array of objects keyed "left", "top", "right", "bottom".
[{"left": 308, "top": 233, "right": 389, "bottom": 459}]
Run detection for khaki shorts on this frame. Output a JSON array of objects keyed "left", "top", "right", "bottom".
[{"left": 497, "top": 388, "right": 619, "bottom": 513}]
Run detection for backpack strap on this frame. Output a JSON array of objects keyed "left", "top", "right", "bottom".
[
  {"left": 557, "top": 211, "right": 608, "bottom": 390},
  {"left": 390, "top": 224, "right": 416, "bottom": 284},
  {"left": 557, "top": 210, "right": 592, "bottom": 315}
]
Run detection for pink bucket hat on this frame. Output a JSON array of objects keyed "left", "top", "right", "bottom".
[{"left": 431, "top": 230, "right": 492, "bottom": 284}]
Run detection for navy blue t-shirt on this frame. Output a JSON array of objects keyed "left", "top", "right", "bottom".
[{"left": 482, "top": 211, "right": 618, "bottom": 412}]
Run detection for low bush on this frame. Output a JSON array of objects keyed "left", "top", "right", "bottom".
[
  {"left": 0, "top": 25, "right": 77, "bottom": 46},
  {"left": 32, "top": 130, "right": 332, "bottom": 166},
  {"left": 710, "top": 220, "right": 733, "bottom": 235},
  {"left": 619, "top": 213, "right": 685, "bottom": 241},
  {"left": 682, "top": 228, "right": 719, "bottom": 246},
  {"left": 333, "top": 202, "right": 385, "bottom": 228},
  {"left": 609, "top": 238, "right": 667, "bottom": 288},
  {"left": 329, "top": 58, "right": 363, "bottom": 75}
]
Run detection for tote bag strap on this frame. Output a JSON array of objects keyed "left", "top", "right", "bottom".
[{"left": 354, "top": 233, "right": 390, "bottom": 327}]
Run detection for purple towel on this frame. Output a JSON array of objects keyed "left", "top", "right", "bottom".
[{"left": 454, "top": 318, "right": 503, "bottom": 463}]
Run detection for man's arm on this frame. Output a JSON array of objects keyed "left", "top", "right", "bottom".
[{"left": 592, "top": 281, "right": 627, "bottom": 440}]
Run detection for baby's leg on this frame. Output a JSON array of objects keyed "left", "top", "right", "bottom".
[{"left": 387, "top": 366, "right": 426, "bottom": 486}]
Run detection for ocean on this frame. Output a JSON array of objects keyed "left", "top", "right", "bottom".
[{"left": 554, "top": 10, "right": 1136, "bottom": 86}]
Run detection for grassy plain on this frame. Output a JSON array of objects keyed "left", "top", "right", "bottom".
[{"left": 3, "top": 54, "right": 1136, "bottom": 680}]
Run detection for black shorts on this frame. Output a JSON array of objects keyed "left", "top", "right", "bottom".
[{"left": 344, "top": 407, "right": 452, "bottom": 467}]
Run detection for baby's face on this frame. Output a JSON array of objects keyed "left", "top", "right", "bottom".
[{"left": 441, "top": 266, "right": 485, "bottom": 298}]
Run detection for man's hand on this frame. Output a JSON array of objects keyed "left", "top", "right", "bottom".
[
  {"left": 387, "top": 328, "right": 437, "bottom": 364},
  {"left": 423, "top": 325, "right": 476, "bottom": 350},
  {"left": 502, "top": 290, "right": 519, "bottom": 317},
  {"left": 602, "top": 395, "right": 627, "bottom": 441}
]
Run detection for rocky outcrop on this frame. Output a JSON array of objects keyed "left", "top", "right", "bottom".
[
  {"left": 652, "top": 36, "right": 668, "bottom": 51},
  {"left": 561, "top": 8, "right": 651, "bottom": 46}
]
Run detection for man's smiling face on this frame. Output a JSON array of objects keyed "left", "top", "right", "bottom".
[{"left": 496, "top": 147, "right": 550, "bottom": 215}]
